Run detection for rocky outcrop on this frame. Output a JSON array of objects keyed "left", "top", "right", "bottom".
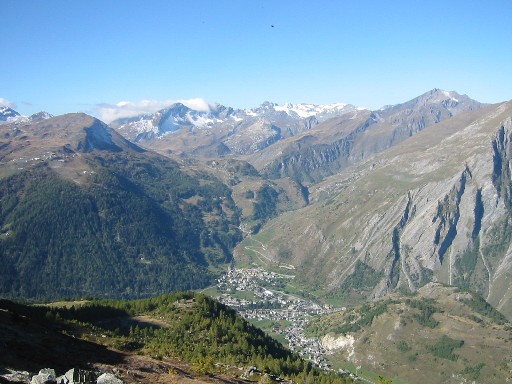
[
  {"left": 0, "top": 369, "right": 31, "bottom": 383},
  {"left": 321, "top": 334, "right": 355, "bottom": 358},
  {"left": 432, "top": 167, "right": 470, "bottom": 265},
  {"left": 491, "top": 118, "right": 512, "bottom": 208},
  {"left": 31, "top": 369, "right": 56, "bottom": 384},
  {"left": 95, "top": 374, "right": 124, "bottom": 384},
  {"left": 57, "top": 369, "right": 99, "bottom": 384}
]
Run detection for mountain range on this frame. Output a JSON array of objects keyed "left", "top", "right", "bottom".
[
  {"left": 1, "top": 89, "right": 512, "bottom": 321},
  {"left": 108, "top": 100, "right": 359, "bottom": 158},
  {"left": 108, "top": 90, "right": 482, "bottom": 184},
  {"left": 0, "top": 106, "right": 52, "bottom": 124}
]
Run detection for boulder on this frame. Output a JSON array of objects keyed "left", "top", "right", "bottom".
[
  {"left": 31, "top": 369, "right": 56, "bottom": 384},
  {"left": 95, "top": 374, "right": 124, "bottom": 384}
]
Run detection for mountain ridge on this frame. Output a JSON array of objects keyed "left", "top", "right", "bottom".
[
  {"left": 108, "top": 99, "right": 361, "bottom": 159},
  {"left": 246, "top": 89, "right": 485, "bottom": 183},
  {"left": 106, "top": 89, "right": 485, "bottom": 187}
]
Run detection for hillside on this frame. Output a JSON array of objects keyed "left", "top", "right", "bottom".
[
  {"left": 306, "top": 284, "right": 512, "bottom": 384},
  {"left": 0, "top": 293, "right": 352, "bottom": 384},
  {"left": 0, "top": 114, "right": 241, "bottom": 300},
  {"left": 234, "top": 100, "right": 512, "bottom": 318}
]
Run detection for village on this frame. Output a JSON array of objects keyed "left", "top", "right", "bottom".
[{"left": 215, "top": 266, "right": 340, "bottom": 372}]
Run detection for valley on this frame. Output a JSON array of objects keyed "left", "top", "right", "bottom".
[{"left": 2, "top": 89, "right": 512, "bottom": 383}]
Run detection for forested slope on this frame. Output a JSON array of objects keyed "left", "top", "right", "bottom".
[{"left": 0, "top": 115, "right": 241, "bottom": 299}]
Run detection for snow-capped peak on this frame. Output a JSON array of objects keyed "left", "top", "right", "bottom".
[
  {"left": 0, "top": 106, "right": 33, "bottom": 124},
  {"left": 0, "top": 106, "right": 21, "bottom": 121},
  {"left": 274, "top": 102, "right": 350, "bottom": 118},
  {"left": 242, "top": 101, "right": 359, "bottom": 122},
  {"left": 111, "top": 99, "right": 364, "bottom": 142}
]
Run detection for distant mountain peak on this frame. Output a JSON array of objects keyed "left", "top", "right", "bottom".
[
  {"left": 425, "top": 88, "right": 462, "bottom": 102},
  {"left": 0, "top": 106, "right": 21, "bottom": 122},
  {"left": 0, "top": 107, "right": 54, "bottom": 124},
  {"left": 29, "top": 113, "right": 124, "bottom": 153},
  {"left": 274, "top": 102, "right": 354, "bottom": 118},
  {"left": 29, "top": 111, "right": 53, "bottom": 122},
  {"left": 380, "top": 89, "right": 482, "bottom": 115}
]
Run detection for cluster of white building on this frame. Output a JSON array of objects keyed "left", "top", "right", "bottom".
[{"left": 215, "top": 266, "right": 336, "bottom": 371}]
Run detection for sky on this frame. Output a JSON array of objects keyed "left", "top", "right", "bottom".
[{"left": 1, "top": 0, "right": 512, "bottom": 122}]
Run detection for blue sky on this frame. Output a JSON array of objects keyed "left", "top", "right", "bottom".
[{"left": 1, "top": 0, "right": 511, "bottom": 122}]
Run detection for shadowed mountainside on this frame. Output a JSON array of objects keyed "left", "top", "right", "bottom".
[{"left": 0, "top": 114, "right": 241, "bottom": 300}]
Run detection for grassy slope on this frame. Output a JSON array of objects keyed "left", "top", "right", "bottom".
[{"left": 307, "top": 284, "right": 512, "bottom": 384}]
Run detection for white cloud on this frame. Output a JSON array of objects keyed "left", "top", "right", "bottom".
[
  {"left": 96, "top": 98, "right": 210, "bottom": 123},
  {"left": 0, "top": 97, "right": 17, "bottom": 109}
]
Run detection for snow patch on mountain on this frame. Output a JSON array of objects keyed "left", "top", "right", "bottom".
[
  {"left": 441, "top": 90, "right": 459, "bottom": 102},
  {"left": 111, "top": 102, "right": 240, "bottom": 141},
  {"left": 274, "top": 102, "right": 349, "bottom": 118}
]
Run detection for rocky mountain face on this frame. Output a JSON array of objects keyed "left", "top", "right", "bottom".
[{"left": 235, "top": 100, "right": 512, "bottom": 319}]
